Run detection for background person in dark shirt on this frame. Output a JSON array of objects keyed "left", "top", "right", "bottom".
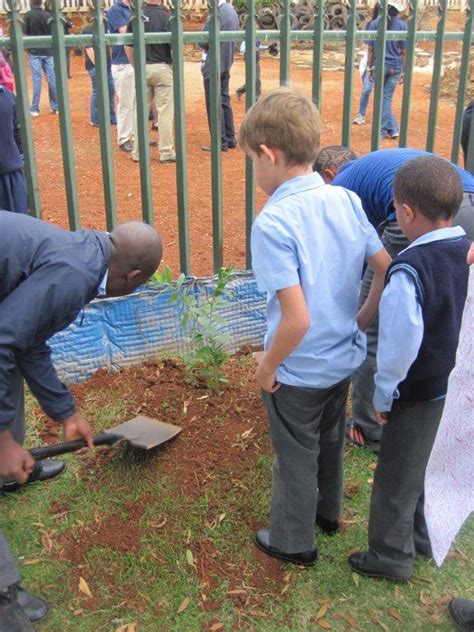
[
  {"left": 125, "top": 0, "right": 176, "bottom": 164},
  {"left": 0, "top": 85, "right": 27, "bottom": 214},
  {"left": 461, "top": 99, "right": 473, "bottom": 172},
  {"left": 83, "top": 18, "right": 117, "bottom": 127},
  {"left": 22, "top": 0, "right": 58, "bottom": 116}
]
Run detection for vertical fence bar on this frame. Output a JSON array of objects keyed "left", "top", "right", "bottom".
[
  {"left": 425, "top": 0, "right": 447, "bottom": 153},
  {"left": 131, "top": 0, "right": 154, "bottom": 225},
  {"left": 341, "top": 0, "right": 356, "bottom": 147},
  {"left": 50, "top": 0, "right": 80, "bottom": 229},
  {"left": 312, "top": 0, "right": 324, "bottom": 110},
  {"left": 209, "top": 0, "right": 223, "bottom": 271},
  {"left": 399, "top": 0, "right": 418, "bottom": 148},
  {"left": 170, "top": 0, "right": 190, "bottom": 274},
  {"left": 450, "top": 0, "right": 472, "bottom": 164},
  {"left": 92, "top": 0, "right": 117, "bottom": 230},
  {"left": 6, "top": 0, "right": 41, "bottom": 216},
  {"left": 467, "top": 108, "right": 474, "bottom": 173},
  {"left": 279, "top": 0, "right": 290, "bottom": 85},
  {"left": 244, "top": 0, "right": 256, "bottom": 269},
  {"left": 371, "top": 0, "right": 387, "bottom": 151}
]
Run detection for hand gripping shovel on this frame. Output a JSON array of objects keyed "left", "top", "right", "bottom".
[{"left": 1, "top": 416, "right": 182, "bottom": 492}]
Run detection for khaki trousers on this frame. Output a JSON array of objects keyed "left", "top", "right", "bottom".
[{"left": 112, "top": 63, "right": 135, "bottom": 146}]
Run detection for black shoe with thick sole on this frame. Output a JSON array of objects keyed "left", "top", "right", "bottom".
[
  {"left": 201, "top": 144, "right": 228, "bottom": 152},
  {"left": 1, "top": 460, "right": 66, "bottom": 493},
  {"left": 316, "top": 515, "right": 340, "bottom": 536},
  {"left": 348, "top": 551, "right": 410, "bottom": 582},
  {"left": 254, "top": 529, "right": 317, "bottom": 567},
  {"left": 14, "top": 586, "right": 48, "bottom": 624},
  {"left": 0, "top": 599, "right": 34, "bottom": 632},
  {"left": 448, "top": 598, "right": 474, "bottom": 631},
  {"left": 119, "top": 140, "right": 134, "bottom": 153}
]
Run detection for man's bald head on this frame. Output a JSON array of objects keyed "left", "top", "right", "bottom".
[{"left": 106, "top": 221, "right": 163, "bottom": 297}]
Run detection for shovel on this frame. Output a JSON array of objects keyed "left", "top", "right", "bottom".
[{"left": 1, "top": 416, "right": 182, "bottom": 491}]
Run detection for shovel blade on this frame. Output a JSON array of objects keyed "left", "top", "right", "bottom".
[{"left": 106, "top": 415, "right": 182, "bottom": 450}]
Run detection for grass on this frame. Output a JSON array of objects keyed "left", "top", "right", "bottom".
[{"left": 0, "top": 362, "right": 472, "bottom": 632}]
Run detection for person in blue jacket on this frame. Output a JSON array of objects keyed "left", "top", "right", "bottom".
[
  {"left": 0, "top": 214, "right": 162, "bottom": 629},
  {"left": 314, "top": 146, "right": 474, "bottom": 452},
  {"left": 0, "top": 85, "right": 28, "bottom": 214}
]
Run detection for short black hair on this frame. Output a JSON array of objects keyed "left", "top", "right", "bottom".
[
  {"left": 393, "top": 155, "right": 463, "bottom": 222},
  {"left": 313, "top": 145, "right": 357, "bottom": 174}
]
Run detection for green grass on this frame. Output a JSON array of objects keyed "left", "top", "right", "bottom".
[{"left": 1, "top": 367, "right": 472, "bottom": 631}]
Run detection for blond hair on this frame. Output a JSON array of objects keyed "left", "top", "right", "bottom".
[{"left": 238, "top": 88, "right": 321, "bottom": 166}]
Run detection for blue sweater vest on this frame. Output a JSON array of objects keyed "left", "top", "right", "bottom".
[{"left": 386, "top": 235, "right": 471, "bottom": 402}]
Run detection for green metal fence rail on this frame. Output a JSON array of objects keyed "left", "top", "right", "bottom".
[{"left": 1, "top": 0, "right": 473, "bottom": 274}]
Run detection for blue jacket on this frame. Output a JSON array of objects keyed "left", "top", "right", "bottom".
[{"left": 0, "top": 213, "right": 111, "bottom": 430}]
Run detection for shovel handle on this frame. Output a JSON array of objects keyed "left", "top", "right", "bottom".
[{"left": 29, "top": 432, "right": 121, "bottom": 460}]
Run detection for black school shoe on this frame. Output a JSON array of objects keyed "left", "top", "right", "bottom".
[
  {"left": 0, "top": 584, "right": 48, "bottom": 626},
  {"left": 0, "top": 460, "right": 66, "bottom": 493},
  {"left": 448, "top": 598, "right": 474, "bottom": 631},
  {"left": 348, "top": 551, "right": 411, "bottom": 582},
  {"left": 254, "top": 529, "right": 317, "bottom": 567},
  {"left": 316, "top": 515, "right": 340, "bottom": 536},
  {"left": 0, "top": 598, "right": 34, "bottom": 632}
]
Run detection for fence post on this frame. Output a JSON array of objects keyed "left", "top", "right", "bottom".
[
  {"left": 370, "top": 0, "right": 388, "bottom": 151},
  {"left": 279, "top": 0, "right": 290, "bottom": 85},
  {"left": 91, "top": 0, "right": 117, "bottom": 230},
  {"left": 208, "top": 0, "right": 223, "bottom": 272},
  {"left": 131, "top": 0, "right": 154, "bottom": 225},
  {"left": 399, "top": 0, "right": 418, "bottom": 148},
  {"left": 450, "top": 0, "right": 472, "bottom": 164},
  {"left": 244, "top": 0, "right": 256, "bottom": 269},
  {"left": 50, "top": 0, "right": 80, "bottom": 230},
  {"left": 426, "top": 0, "right": 447, "bottom": 153},
  {"left": 6, "top": 0, "right": 42, "bottom": 217},
  {"left": 341, "top": 0, "right": 356, "bottom": 147},
  {"left": 312, "top": 0, "right": 324, "bottom": 111},
  {"left": 170, "top": 0, "right": 190, "bottom": 274}
]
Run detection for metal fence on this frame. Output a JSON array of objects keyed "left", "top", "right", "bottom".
[{"left": 1, "top": 0, "right": 473, "bottom": 275}]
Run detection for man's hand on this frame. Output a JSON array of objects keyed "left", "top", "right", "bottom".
[
  {"left": 63, "top": 412, "right": 94, "bottom": 449},
  {"left": 0, "top": 430, "right": 35, "bottom": 483},
  {"left": 253, "top": 351, "right": 280, "bottom": 393},
  {"left": 467, "top": 243, "right": 474, "bottom": 265},
  {"left": 374, "top": 410, "right": 388, "bottom": 425},
  {"left": 398, "top": 72, "right": 405, "bottom": 85}
]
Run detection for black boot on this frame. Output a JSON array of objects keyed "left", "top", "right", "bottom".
[
  {"left": 0, "top": 459, "right": 66, "bottom": 493},
  {"left": 0, "top": 591, "right": 34, "bottom": 632}
]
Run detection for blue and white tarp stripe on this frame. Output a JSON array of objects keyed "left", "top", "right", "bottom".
[{"left": 49, "top": 271, "right": 267, "bottom": 383}]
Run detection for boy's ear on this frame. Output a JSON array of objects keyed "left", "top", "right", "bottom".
[
  {"left": 259, "top": 144, "right": 277, "bottom": 164},
  {"left": 401, "top": 203, "right": 415, "bottom": 223}
]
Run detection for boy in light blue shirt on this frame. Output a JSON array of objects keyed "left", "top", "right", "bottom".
[{"left": 238, "top": 89, "right": 391, "bottom": 566}]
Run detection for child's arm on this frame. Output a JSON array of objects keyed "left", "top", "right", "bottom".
[
  {"left": 254, "top": 284, "right": 310, "bottom": 392},
  {"left": 373, "top": 270, "right": 424, "bottom": 423},
  {"left": 357, "top": 247, "right": 392, "bottom": 332}
]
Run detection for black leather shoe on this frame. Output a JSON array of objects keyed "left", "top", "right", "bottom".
[
  {"left": 316, "top": 515, "right": 340, "bottom": 536},
  {"left": 201, "top": 144, "right": 228, "bottom": 152},
  {"left": 348, "top": 551, "right": 410, "bottom": 582},
  {"left": 0, "top": 597, "right": 34, "bottom": 632},
  {"left": 448, "top": 598, "right": 474, "bottom": 631},
  {"left": 254, "top": 529, "right": 317, "bottom": 567},
  {"left": 14, "top": 586, "right": 48, "bottom": 623},
  {"left": 1, "top": 460, "right": 66, "bottom": 493}
]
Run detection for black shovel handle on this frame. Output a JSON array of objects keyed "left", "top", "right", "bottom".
[{"left": 29, "top": 432, "right": 122, "bottom": 460}]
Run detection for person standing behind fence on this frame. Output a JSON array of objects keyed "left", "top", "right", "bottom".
[
  {"left": 461, "top": 99, "right": 473, "bottom": 172},
  {"left": 0, "top": 85, "right": 28, "bottom": 214},
  {"left": 367, "top": 0, "right": 406, "bottom": 140},
  {"left": 125, "top": 0, "right": 176, "bottom": 164},
  {"left": 83, "top": 19, "right": 117, "bottom": 128},
  {"left": 23, "top": 0, "right": 58, "bottom": 117},
  {"left": 107, "top": 0, "right": 134, "bottom": 153},
  {"left": 353, "top": 3, "right": 379, "bottom": 126},
  {"left": 200, "top": 0, "right": 239, "bottom": 153}
]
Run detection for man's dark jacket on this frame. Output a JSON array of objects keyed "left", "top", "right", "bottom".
[{"left": 0, "top": 212, "right": 111, "bottom": 431}]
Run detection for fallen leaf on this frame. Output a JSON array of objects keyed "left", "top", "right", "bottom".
[
  {"left": 186, "top": 549, "right": 195, "bottom": 567},
  {"left": 148, "top": 518, "right": 167, "bottom": 529},
  {"left": 339, "top": 612, "right": 359, "bottom": 627},
  {"left": 209, "top": 623, "right": 224, "bottom": 631},
  {"left": 394, "top": 585, "right": 401, "bottom": 598},
  {"left": 410, "top": 576, "right": 434, "bottom": 585},
  {"left": 367, "top": 477, "right": 374, "bottom": 484},
  {"left": 177, "top": 597, "right": 190, "bottom": 614},
  {"left": 369, "top": 611, "right": 389, "bottom": 632},
  {"left": 139, "top": 592, "right": 151, "bottom": 604},
  {"left": 283, "top": 572, "right": 292, "bottom": 583},
  {"left": 241, "top": 428, "right": 253, "bottom": 439},
  {"left": 352, "top": 572, "right": 360, "bottom": 587},
  {"left": 73, "top": 609, "right": 84, "bottom": 616},
  {"left": 78, "top": 577, "right": 93, "bottom": 598},
  {"left": 314, "top": 605, "right": 328, "bottom": 620},
  {"left": 317, "top": 620, "right": 332, "bottom": 629},
  {"left": 23, "top": 558, "right": 44, "bottom": 566},
  {"left": 387, "top": 608, "right": 403, "bottom": 622},
  {"left": 368, "top": 462, "right": 377, "bottom": 471},
  {"left": 281, "top": 583, "right": 289, "bottom": 595},
  {"left": 227, "top": 590, "right": 247, "bottom": 595},
  {"left": 186, "top": 529, "right": 192, "bottom": 545},
  {"left": 218, "top": 513, "right": 226, "bottom": 525},
  {"left": 448, "top": 548, "right": 468, "bottom": 562}
]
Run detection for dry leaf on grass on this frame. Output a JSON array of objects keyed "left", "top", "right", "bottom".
[
  {"left": 314, "top": 605, "right": 328, "bottom": 620},
  {"left": 23, "top": 559, "right": 44, "bottom": 566},
  {"left": 186, "top": 549, "right": 196, "bottom": 568},
  {"left": 177, "top": 597, "right": 190, "bottom": 614},
  {"left": 78, "top": 577, "right": 92, "bottom": 598},
  {"left": 317, "top": 620, "right": 332, "bottom": 629},
  {"left": 209, "top": 623, "right": 224, "bottom": 631},
  {"left": 387, "top": 608, "right": 403, "bottom": 622},
  {"left": 352, "top": 572, "right": 360, "bottom": 587},
  {"left": 115, "top": 624, "right": 137, "bottom": 632},
  {"left": 369, "top": 610, "right": 389, "bottom": 632},
  {"left": 338, "top": 612, "right": 359, "bottom": 628}
]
